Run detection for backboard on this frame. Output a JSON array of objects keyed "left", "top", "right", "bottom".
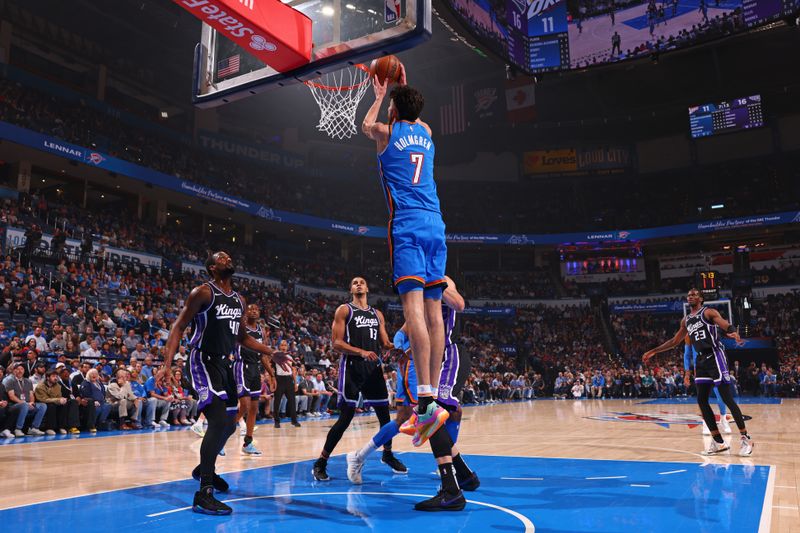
[{"left": 193, "top": 0, "right": 431, "bottom": 107}]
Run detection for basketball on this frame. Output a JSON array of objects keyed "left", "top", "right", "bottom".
[{"left": 369, "top": 55, "right": 403, "bottom": 85}]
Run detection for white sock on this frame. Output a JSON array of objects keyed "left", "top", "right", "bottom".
[
  {"left": 355, "top": 441, "right": 377, "bottom": 462},
  {"left": 433, "top": 387, "right": 439, "bottom": 399},
  {"left": 417, "top": 384, "right": 432, "bottom": 396}
]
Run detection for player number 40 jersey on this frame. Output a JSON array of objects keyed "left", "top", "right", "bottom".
[{"left": 378, "top": 120, "right": 440, "bottom": 214}]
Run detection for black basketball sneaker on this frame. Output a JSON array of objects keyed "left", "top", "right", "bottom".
[
  {"left": 413, "top": 488, "right": 466, "bottom": 512},
  {"left": 312, "top": 458, "right": 331, "bottom": 481},
  {"left": 192, "top": 486, "right": 232, "bottom": 515},
  {"left": 457, "top": 471, "right": 481, "bottom": 491},
  {"left": 381, "top": 450, "right": 408, "bottom": 474}
]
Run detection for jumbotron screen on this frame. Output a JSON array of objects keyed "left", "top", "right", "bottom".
[
  {"left": 446, "top": 0, "right": 798, "bottom": 73},
  {"left": 688, "top": 94, "right": 764, "bottom": 138}
]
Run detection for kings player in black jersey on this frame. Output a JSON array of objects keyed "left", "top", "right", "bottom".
[
  {"left": 643, "top": 288, "right": 753, "bottom": 457},
  {"left": 235, "top": 303, "right": 274, "bottom": 456},
  {"left": 160, "top": 252, "right": 291, "bottom": 515},
  {"left": 312, "top": 276, "right": 407, "bottom": 481}
]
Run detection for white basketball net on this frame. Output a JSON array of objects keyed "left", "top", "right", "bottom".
[{"left": 305, "top": 64, "right": 371, "bottom": 140}]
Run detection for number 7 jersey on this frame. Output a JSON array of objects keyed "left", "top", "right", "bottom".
[{"left": 378, "top": 120, "right": 440, "bottom": 214}]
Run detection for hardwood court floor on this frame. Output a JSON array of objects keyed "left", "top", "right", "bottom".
[{"left": 1, "top": 398, "right": 796, "bottom": 532}]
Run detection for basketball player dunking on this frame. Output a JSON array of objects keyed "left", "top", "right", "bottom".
[
  {"left": 643, "top": 288, "right": 754, "bottom": 456},
  {"left": 160, "top": 252, "right": 291, "bottom": 515},
  {"left": 235, "top": 304, "right": 274, "bottom": 456},
  {"left": 346, "top": 276, "right": 479, "bottom": 500},
  {"left": 363, "top": 69, "right": 464, "bottom": 511},
  {"left": 312, "top": 276, "right": 407, "bottom": 481}
]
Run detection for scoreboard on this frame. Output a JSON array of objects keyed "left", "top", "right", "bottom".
[
  {"left": 506, "top": 0, "right": 570, "bottom": 72},
  {"left": 689, "top": 95, "right": 764, "bottom": 139},
  {"left": 743, "top": 0, "right": 784, "bottom": 26},
  {"left": 695, "top": 271, "right": 720, "bottom": 301}
]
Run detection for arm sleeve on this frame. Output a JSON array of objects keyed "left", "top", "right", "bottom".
[
  {"left": 683, "top": 344, "right": 692, "bottom": 371},
  {"left": 393, "top": 330, "right": 410, "bottom": 352}
]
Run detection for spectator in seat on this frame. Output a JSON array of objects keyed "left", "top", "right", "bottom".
[
  {"left": 571, "top": 379, "right": 585, "bottom": 399},
  {"left": 0, "top": 321, "right": 14, "bottom": 346},
  {"left": 6, "top": 362, "right": 47, "bottom": 436},
  {"left": 25, "top": 326, "right": 48, "bottom": 352},
  {"left": 761, "top": 368, "right": 777, "bottom": 397},
  {"left": 591, "top": 370, "right": 605, "bottom": 399},
  {"left": 664, "top": 372, "right": 676, "bottom": 397},
  {"left": 294, "top": 367, "right": 310, "bottom": 416},
  {"left": 621, "top": 371, "right": 634, "bottom": 398},
  {"left": 144, "top": 371, "right": 172, "bottom": 427},
  {"left": 79, "top": 368, "right": 111, "bottom": 432},
  {"left": 21, "top": 340, "right": 41, "bottom": 378},
  {"left": 168, "top": 369, "right": 195, "bottom": 425},
  {"left": 530, "top": 373, "right": 542, "bottom": 399},
  {"left": 553, "top": 372, "right": 567, "bottom": 399},
  {"left": 54, "top": 364, "right": 81, "bottom": 434},
  {"left": 641, "top": 370, "right": 655, "bottom": 397},
  {"left": 129, "top": 368, "right": 156, "bottom": 428},
  {"left": 0, "top": 380, "right": 19, "bottom": 439},
  {"left": 49, "top": 327, "right": 67, "bottom": 353},
  {"left": 81, "top": 339, "right": 102, "bottom": 365},
  {"left": 2, "top": 338, "right": 22, "bottom": 369},
  {"left": 34, "top": 369, "right": 74, "bottom": 435},
  {"left": 123, "top": 329, "right": 140, "bottom": 352},
  {"left": 141, "top": 355, "right": 155, "bottom": 380},
  {"left": 29, "top": 361, "right": 47, "bottom": 387},
  {"left": 311, "top": 369, "right": 332, "bottom": 415},
  {"left": 97, "top": 356, "right": 113, "bottom": 379},
  {"left": 107, "top": 368, "right": 142, "bottom": 430}
]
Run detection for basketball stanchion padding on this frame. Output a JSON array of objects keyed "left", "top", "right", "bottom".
[{"left": 305, "top": 64, "right": 371, "bottom": 140}]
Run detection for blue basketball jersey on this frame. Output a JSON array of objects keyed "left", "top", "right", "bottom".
[{"left": 378, "top": 120, "right": 439, "bottom": 214}]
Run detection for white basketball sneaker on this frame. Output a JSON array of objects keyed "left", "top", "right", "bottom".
[
  {"left": 719, "top": 416, "right": 732, "bottom": 434},
  {"left": 702, "top": 439, "right": 730, "bottom": 456},
  {"left": 702, "top": 422, "right": 711, "bottom": 435},
  {"left": 346, "top": 451, "right": 365, "bottom": 485},
  {"left": 739, "top": 435, "right": 754, "bottom": 456}
]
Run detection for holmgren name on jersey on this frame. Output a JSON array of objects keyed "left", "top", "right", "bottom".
[{"left": 392, "top": 134, "right": 432, "bottom": 152}]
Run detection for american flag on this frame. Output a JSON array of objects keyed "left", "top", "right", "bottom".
[
  {"left": 439, "top": 85, "right": 466, "bottom": 135},
  {"left": 217, "top": 55, "right": 241, "bottom": 78}
]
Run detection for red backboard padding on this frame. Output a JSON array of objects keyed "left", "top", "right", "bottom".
[{"left": 175, "top": 0, "right": 312, "bottom": 72}]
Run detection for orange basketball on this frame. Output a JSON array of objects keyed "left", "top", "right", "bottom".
[{"left": 369, "top": 55, "right": 403, "bottom": 85}]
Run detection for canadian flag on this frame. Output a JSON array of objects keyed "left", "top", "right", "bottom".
[{"left": 505, "top": 78, "right": 536, "bottom": 123}]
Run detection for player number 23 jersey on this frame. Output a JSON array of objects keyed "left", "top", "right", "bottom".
[{"left": 378, "top": 120, "right": 439, "bottom": 214}]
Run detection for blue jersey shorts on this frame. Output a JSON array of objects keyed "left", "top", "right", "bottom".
[
  {"left": 395, "top": 356, "right": 418, "bottom": 406},
  {"left": 389, "top": 209, "right": 447, "bottom": 295}
]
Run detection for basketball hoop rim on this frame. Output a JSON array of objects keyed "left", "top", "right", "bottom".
[{"left": 304, "top": 64, "right": 370, "bottom": 91}]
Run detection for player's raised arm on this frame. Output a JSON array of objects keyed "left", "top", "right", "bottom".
[
  {"left": 442, "top": 275, "right": 465, "bottom": 312},
  {"left": 704, "top": 307, "right": 745, "bottom": 345},
  {"left": 332, "top": 304, "right": 377, "bottom": 361},
  {"left": 361, "top": 77, "right": 390, "bottom": 145},
  {"left": 160, "top": 284, "right": 211, "bottom": 381},
  {"left": 642, "top": 318, "right": 688, "bottom": 364}
]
